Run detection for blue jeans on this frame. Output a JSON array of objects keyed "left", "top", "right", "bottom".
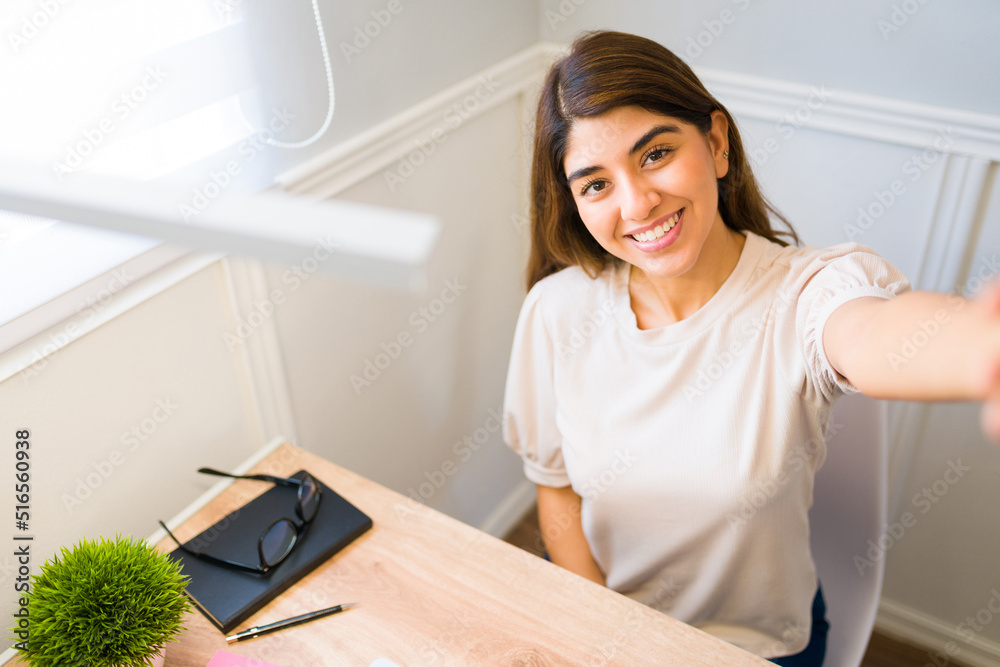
[{"left": 770, "top": 585, "right": 829, "bottom": 666}]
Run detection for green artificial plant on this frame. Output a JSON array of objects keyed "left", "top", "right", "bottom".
[{"left": 12, "top": 535, "right": 191, "bottom": 667}]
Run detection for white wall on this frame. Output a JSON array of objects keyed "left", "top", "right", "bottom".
[
  {"left": 265, "top": 98, "right": 529, "bottom": 527},
  {"left": 539, "top": 0, "right": 999, "bottom": 114},
  {"left": 247, "top": 0, "right": 540, "bottom": 175}
]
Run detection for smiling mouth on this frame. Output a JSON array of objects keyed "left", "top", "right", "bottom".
[{"left": 629, "top": 210, "right": 681, "bottom": 243}]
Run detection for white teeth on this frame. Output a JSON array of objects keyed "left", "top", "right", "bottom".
[{"left": 632, "top": 212, "right": 680, "bottom": 242}]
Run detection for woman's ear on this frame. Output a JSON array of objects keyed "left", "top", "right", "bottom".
[{"left": 709, "top": 110, "right": 730, "bottom": 179}]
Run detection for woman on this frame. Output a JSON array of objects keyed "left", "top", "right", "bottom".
[{"left": 502, "top": 30, "right": 1000, "bottom": 665}]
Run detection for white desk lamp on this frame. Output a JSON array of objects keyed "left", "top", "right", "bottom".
[{"left": 0, "top": 158, "right": 441, "bottom": 290}]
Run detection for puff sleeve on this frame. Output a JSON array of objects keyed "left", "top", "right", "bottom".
[
  {"left": 791, "top": 244, "right": 911, "bottom": 402},
  {"left": 502, "top": 285, "right": 571, "bottom": 488}
]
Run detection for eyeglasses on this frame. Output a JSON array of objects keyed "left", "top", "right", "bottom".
[{"left": 159, "top": 468, "right": 322, "bottom": 575}]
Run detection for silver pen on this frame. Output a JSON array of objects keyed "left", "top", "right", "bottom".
[{"left": 226, "top": 602, "right": 359, "bottom": 643}]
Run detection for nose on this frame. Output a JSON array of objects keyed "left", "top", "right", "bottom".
[{"left": 618, "top": 174, "right": 660, "bottom": 223}]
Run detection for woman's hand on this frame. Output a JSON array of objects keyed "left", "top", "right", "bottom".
[
  {"left": 975, "top": 280, "right": 1000, "bottom": 441},
  {"left": 826, "top": 281, "right": 1000, "bottom": 445}
]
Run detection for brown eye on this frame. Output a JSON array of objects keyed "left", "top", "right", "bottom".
[
  {"left": 644, "top": 147, "right": 674, "bottom": 166},
  {"left": 581, "top": 179, "right": 608, "bottom": 197}
]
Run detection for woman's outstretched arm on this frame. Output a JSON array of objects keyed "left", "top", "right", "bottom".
[
  {"left": 824, "top": 282, "right": 1000, "bottom": 438},
  {"left": 536, "top": 484, "right": 606, "bottom": 586}
]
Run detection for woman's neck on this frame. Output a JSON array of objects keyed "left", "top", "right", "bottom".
[{"left": 628, "top": 226, "right": 746, "bottom": 330}]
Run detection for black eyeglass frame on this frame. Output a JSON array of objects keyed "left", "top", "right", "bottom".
[{"left": 159, "top": 467, "right": 322, "bottom": 575}]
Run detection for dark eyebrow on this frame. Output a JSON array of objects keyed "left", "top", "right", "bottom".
[
  {"left": 629, "top": 124, "right": 682, "bottom": 156},
  {"left": 565, "top": 124, "right": 682, "bottom": 185},
  {"left": 565, "top": 165, "right": 601, "bottom": 185}
]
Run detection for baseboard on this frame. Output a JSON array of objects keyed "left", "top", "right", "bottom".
[
  {"left": 876, "top": 596, "right": 1000, "bottom": 667},
  {"left": 477, "top": 479, "right": 536, "bottom": 539},
  {"left": 145, "top": 435, "right": 290, "bottom": 545}
]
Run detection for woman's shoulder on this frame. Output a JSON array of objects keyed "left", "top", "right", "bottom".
[
  {"left": 748, "top": 231, "right": 891, "bottom": 279},
  {"left": 528, "top": 263, "right": 616, "bottom": 298},
  {"left": 744, "top": 232, "right": 909, "bottom": 312},
  {"left": 522, "top": 263, "right": 620, "bottom": 323}
]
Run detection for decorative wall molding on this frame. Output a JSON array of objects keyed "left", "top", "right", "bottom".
[
  {"left": 218, "top": 257, "right": 300, "bottom": 447},
  {"left": 912, "top": 155, "right": 994, "bottom": 293},
  {"left": 877, "top": 596, "right": 1000, "bottom": 667},
  {"left": 885, "top": 156, "right": 994, "bottom": 517},
  {"left": 277, "top": 45, "right": 553, "bottom": 198},
  {"left": 0, "top": 249, "right": 223, "bottom": 385},
  {"left": 0, "top": 242, "right": 193, "bottom": 358},
  {"left": 478, "top": 478, "right": 536, "bottom": 539},
  {"left": 697, "top": 66, "right": 1000, "bottom": 162},
  {"left": 146, "top": 435, "right": 290, "bottom": 545}
]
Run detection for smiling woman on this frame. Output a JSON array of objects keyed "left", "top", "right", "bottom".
[
  {"left": 502, "top": 30, "right": 1000, "bottom": 666},
  {"left": 564, "top": 106, "right": 745, "bottom": 327},
  {"left": 525, "top": 30, "right": 798, "bottom": 293}
]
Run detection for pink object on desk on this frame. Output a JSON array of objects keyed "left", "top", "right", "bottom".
[{"left": 206, "top": 650, "right": 284, "bottom": 667}]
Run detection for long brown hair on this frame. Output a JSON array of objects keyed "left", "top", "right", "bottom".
[{"left": 527, "top": 30, "right": 799, "bottom": 290}]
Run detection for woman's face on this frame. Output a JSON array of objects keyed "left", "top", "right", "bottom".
[{"left": 563, "top": 106, "right": 731, "bottom": 281}]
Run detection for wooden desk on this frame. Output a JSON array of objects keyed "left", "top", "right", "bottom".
[{"left": 9, "top": 444, "right": 771, "bottom": 666}]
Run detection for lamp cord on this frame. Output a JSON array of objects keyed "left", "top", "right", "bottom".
[{"left": 238, "top": 0, "right": 335, "bottom": 149}]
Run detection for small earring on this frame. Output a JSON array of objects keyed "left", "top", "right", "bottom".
[{"left": 723, "top": 150, "right": 729, "bottom": 159}]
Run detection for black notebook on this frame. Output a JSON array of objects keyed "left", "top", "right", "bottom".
[{"left": 165, "top": 469, "right": 372, "bottom": 633}]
